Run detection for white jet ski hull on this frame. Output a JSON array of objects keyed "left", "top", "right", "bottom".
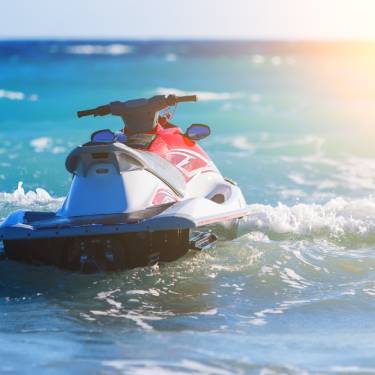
[{"left": 0, "top": 93, "right": 251, "bottom": 272}]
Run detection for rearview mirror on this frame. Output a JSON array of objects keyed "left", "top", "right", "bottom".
[
  {"left": 185, "top": 124, "right": 211, "bottom": 141},
  {"left": 91, "top": 129, "right": 115, "bottom": 143}
]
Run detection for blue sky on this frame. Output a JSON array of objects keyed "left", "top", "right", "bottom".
[{"left": 1, "top": 0, "right": 375, "bottom": 40}]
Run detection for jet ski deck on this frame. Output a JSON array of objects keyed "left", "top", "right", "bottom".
[
  {"left": 3, "top": 228, "right": 191, "bottom": 272},
  {"left": 0, "top": 204, "right": 250, "bottom": 241}
]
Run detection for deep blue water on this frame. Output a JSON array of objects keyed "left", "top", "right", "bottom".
[{"left": 1, "top": 40, "right": 375, "bottom": 374}]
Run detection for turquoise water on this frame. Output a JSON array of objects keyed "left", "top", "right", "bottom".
[{"left": 1, "top": 41, "right": 375, "bottom": 374}]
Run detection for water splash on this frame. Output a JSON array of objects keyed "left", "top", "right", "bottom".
[
  {"left": 240, "top": 197, "right": 375, "bottom": 244},
  {"left": 0, "top": 182, "right": 63, "bottom": 219}
]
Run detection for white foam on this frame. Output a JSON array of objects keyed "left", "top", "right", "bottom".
[
  {"left": 255, "top": 308, "right": 284, "bottom": 318},
  {"left": 30, "top": 137, "right": 52, "bottom": 153},
  {"left": 28, "top": 94, "right": 38, "bottom": 101},
  {"left": 246, "top": 231, "right": 270, "bottom": 242},
  {"left": 103, "top": 359, "right": 232, "bottom": 375},
  {"left": 126, "top": 290, "right": 149, "bottom": 295},
  {"left": 0, "top": 89, "right": 24, "bottom": 100},
  {"left": 252, "top": 54, "right": 265, "bottom": 64},
  {"left": 216, "top": 135, "right": 256, "bottom": 152},
  {"left": 250, "top": 300, "right": 310, "bottom": 326},
  {"left": 230, "top": 136, "right": 256, "bottom": 151},
  {"left": 249, "top": 318, "right": 267, "bottom": 326},
  {"left": 106, "top": 298, "right": 122, "bottom": 309},
  {"left": 79, "top": 312, "right": 96, "bottom": 321},
  {"left": 199, "top": 308, "right": 218, "bottom": 315},
  {"left": 280, "top": 300, "right": 311, "bottom": 307},
  {"left": 249, "top": 94, "right": 262, "bottom": 103},
  {"left": 165, "top": 53, "right": 177, "bottom": 62},
  {"left": 0, "top": 89, "right": 38, "bottom": 101},
  {"left": 125, "top": 288, "right": 160, "bottom": 296},
  {"left": 51, "top": 146, "right": 66, "bottom": 154},
  {"left": 119, "top": 311, "right": 161, "bottom": 330},
  {"left": 96, "top": 289, "right": 120, "bottom": 300},
  {"left": 286, "top": 56, "right": 297, "bottom": 65},
  {"left": 0, "top": 182, "right": 63, "bottom": 213},
  {"left": 363, "top": 287, "right": 375, "bottom": 296},
  {"left": 280, "top": 268, "right": 311, "bottom": 289},
  {"left": 30, "top": 137, "right": 66, "bottom": 154},
  {"left": 155, "top": 87, "right": 243, "bottom": 101},
  {"left": 65, "top": 44, "right": 133, "bottom": 55},
  {"left": 241, "top": 196, "right": 375, "bottom": 239},
  {"left": 271, "top": 56, "right": 282, "bottom": 65}
]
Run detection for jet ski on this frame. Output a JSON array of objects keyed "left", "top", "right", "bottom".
[{"left": 0, "top": 94, "right": 250, "bottom": 272}]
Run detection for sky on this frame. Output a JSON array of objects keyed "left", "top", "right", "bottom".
[{"left": 1, "top": 0, "right": 375, "bottom": 40}]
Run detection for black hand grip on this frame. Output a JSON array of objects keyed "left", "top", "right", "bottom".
[
  {"left": 77, "top": 109, "right": 96, "bottom": 118},
  {"left": 165, "top": 94, "right": 197, "bottom": 106},
  {"left": 176, "top": 95, "right": 197, "bottom": 103},
  {"left": 77, "top": 105, "right": 111, "bottom": 118}
]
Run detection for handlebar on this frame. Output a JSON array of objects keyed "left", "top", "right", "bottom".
[
  {"left": 176, "top": 95, "right": 197, "bottom": 103},
  {"left": 165, "top": 94, "right": 197, "bottom": 106},
  {"left": 77, "top": 94, "right": 197, "bottom": 119}
]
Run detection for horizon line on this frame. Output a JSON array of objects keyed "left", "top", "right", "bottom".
[{"left": 1, "top": 36, "right": 375, "bottom": 43}]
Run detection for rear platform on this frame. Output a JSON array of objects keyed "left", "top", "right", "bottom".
[{"left": 3, "top": 229, "right": 190, "bottom": 272}]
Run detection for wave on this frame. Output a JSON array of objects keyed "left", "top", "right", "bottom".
[
  {"left": 241, "top": 196, "right": 375, "bottom": 242},
  {"left": 2, "top": 182, "right": 375, "bottom": 244},
  {"left": 64, "top": 44, "right": 133, "bottom": 55},
  {"left": 155, "top": 87, "right": 243, "bottom": 101},
  {"left": 0, "top": 89, "right": 38, "bottom": 101},
  {"left": 0, "top": 182, "right": 63, "bottom": 219}
]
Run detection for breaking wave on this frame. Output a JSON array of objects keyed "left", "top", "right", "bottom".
[{"left": 241, "top": 196, "right": 375, "bottom": 244}]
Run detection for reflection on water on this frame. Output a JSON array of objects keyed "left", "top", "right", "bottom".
[{"left": 1, "top": 232, "right": 375, "bottom": 372}]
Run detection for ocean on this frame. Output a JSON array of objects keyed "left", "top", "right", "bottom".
[{"left": 1, "top": 40, "right": 375, "bottom": 374}]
